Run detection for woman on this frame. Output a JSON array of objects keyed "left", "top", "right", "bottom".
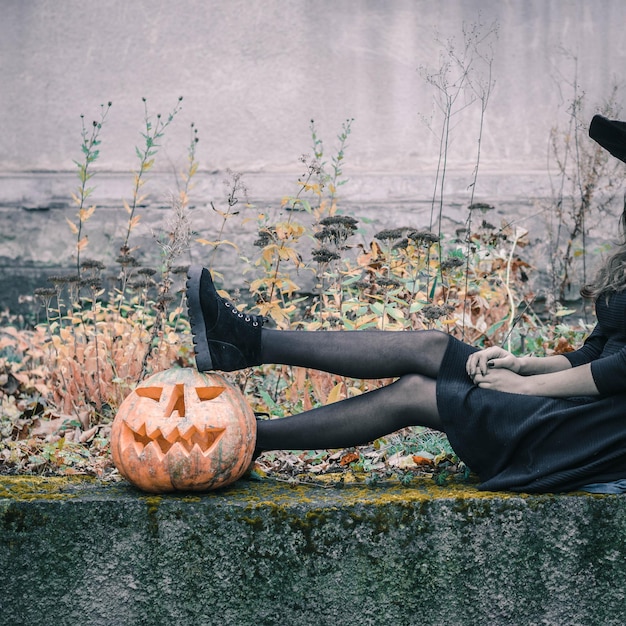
[{"left": 186, "top": 115, "right": 626, "bottom": 493}]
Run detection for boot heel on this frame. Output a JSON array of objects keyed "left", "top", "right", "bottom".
[
  {"left": 186, "top": 265, "right": 264, "bottom": 372},
  {"left": 186, "top": 266, "right": 214, "bottom": 371}
]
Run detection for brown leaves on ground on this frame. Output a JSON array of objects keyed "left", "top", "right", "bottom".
[
  {"left": 0, "top": 318, "right": 192, "bottom": 479},
  {"left": 247, "top": 418, "right": 464, "bottom": 487}
]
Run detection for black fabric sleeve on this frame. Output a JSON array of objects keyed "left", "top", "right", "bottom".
[
  {"left": 589, "top": 348, "right": 626, "bottom": 395},
  {"left": 562, "top": 324, "right": 607, "bottom": 367}
]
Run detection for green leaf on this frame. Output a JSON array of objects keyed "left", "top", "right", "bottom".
[
  {"left": 386, "top": 307, "right": 405, "bottom": 321},
  {"left": 429, "top": 276, "right": 438, "bottom": 300},
  {"left": 358, "top": 320, "right": 380, "bottom": 330},
  {"left": 341, "top": 275, "right": 362, "bottom": 286},
  {"left": 486, "top": 319, "right": 506, "bottom": 336},
  {"left": 370, "top": 301, "right": 384, "bottom": 316},
  {"left": 258, "top": 389, "right": 284, "bottom": 417}
]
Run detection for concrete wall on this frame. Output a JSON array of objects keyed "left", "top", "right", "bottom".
[
  {"left": 2, "top": 0, "right": 625, "bottom": 178},
  {"left": 3, "top": 476, "right": 626, "bottom": 626},
  {"left": 1, "top": 0, "right": 626, "bottom": 312}
]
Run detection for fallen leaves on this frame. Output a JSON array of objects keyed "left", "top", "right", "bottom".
[
  {"left": 413, "top": 455, "right": 435, "bottom": 467},
  {"left": 0, "top": 324, "right": 120, "bottom": 479},
  {"left": 249, "top": 429, "right": 465, "bottom": 487},
  {"left": 340, "top": 451, "right": 360, "bottom": 466}
]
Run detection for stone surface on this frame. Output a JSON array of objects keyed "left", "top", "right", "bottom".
[{"left": 1, "top": 475, "right": 626, "bottom": 625}]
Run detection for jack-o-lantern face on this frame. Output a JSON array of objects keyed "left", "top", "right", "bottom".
[{"left": 110, "top": 368, "right": 256, "bottom": 493}]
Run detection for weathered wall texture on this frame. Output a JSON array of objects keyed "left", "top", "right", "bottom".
[
  {"left": 1, "top": 0, "right": 625, "bottom": 311},
  {"left": 2, "top": 0, "right": 625, "bottom": 176},
  {"left": 2, "top": 477, "right": 626, "bottom": 626}
]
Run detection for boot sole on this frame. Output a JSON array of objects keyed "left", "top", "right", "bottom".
[{"left": 186, "top": 265, "right": 214, "bottom": 371}]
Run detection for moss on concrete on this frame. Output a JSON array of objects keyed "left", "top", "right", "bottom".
[
  {"left": 0, "top": 475, "right": 96, "bottom": 501},
  {"left": 1, "top": 475, "right": 625, "bottom": 625}
]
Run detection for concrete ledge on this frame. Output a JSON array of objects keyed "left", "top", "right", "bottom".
[{"left": 1, "top": 476, "right": 626, "bottom": 625}]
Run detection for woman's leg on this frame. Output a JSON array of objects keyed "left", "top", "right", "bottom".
[
  {"left": 187, "top": 265, "right": 449, "bottom": 450},
  {"left": 256, "top": 373, "right": 442, "bottom": 451},
  {"left": 261, "top": 328, "right": 447, "bottom": 379},
  {"left": 187, "top": 265, "right": 449, "bottom": 378}
]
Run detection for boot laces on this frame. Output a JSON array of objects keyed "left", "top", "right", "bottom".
[{"left": 223, "top": 300, "right": 264, "bottom": 327}]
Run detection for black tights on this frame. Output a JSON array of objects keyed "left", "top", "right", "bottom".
[{"left": 255, "top": 329, "right": 449, "bottom": 451}]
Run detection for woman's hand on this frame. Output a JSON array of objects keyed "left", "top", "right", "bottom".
[
  {"left": 467, "top": 348, "right": 599, "bottom": 398},
  {"left": 471, "top": 367, "right": 531, "bottom": 394},
  {"left": 466, "top": 346, "right": 522, "bottom": 378}
]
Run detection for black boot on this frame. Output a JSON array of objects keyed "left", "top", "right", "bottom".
[{"left": 186, "top": 265, "right": 264, "bottom": 371}]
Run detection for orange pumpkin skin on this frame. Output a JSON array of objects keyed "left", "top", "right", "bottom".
[{"left": 110, "top": 368, "right": 256, "bottom": 493}]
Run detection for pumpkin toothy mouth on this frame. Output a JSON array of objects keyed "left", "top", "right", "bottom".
[
  {"left": 124, "top": 422, "right": 226, "bottom": 458},
  {"left": 119, "top": 383, "right": 227, "bottom": 459}
]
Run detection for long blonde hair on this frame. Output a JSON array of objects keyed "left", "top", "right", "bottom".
[{"left": 581, "top": 208, "right": 626, "bottom": 300}]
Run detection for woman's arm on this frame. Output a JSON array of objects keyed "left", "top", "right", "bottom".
[
  {"left": 561, "top": 323, "right": 606, "bottom": 367},
  {"left": 466, "top": 346, "right": 572, "bottom": 377},
  {"left": 472, "top": 362, "right": 600, "bottom": 397},
  {"left": 517, "top": 354, "right": 573, "bottom": 375},
  {"left": 467, "top": 346, "right": 600, "bottom": 396},
  {"left": 467, "top": 323, "right": 606, "bottom": 379}
]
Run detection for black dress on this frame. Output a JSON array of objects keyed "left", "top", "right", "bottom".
[{"left": 436, "top": 291, "right": 626, "bottom": 493}]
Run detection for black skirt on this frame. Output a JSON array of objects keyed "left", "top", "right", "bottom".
[{"left": 436, "top": 336, "right": 626, "bottom": 493}]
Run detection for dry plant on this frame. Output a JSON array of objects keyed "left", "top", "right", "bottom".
[
  {"left": 120, "top": 96, "right": 184, "bottom": 255},
  {"left": 0, "top": 99, "right": 197, "bottom": 476},
  {"left": 69, "top": 102, "right": 112, "bottom": 278},
  {"left": 546, "top": 57, "right": 623, "bottom": 310},
  {"left": 418, "top": 19, "right": 498, "bottom": 337}
]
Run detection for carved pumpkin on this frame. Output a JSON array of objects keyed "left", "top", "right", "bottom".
[{"left": 110, "top": 368, "right": 256, "bottom": 493}]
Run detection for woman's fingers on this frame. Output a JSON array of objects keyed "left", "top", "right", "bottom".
[
  {"left": 472, "top": 367, "right": 528, "bottom": 394},
  {"left": 466, "top": 347, "right": 510, "bottom": 377},
  {"left": 467, "top": 351, "right": 489, "bottom": 377}
]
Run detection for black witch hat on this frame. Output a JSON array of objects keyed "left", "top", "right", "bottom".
[{"left": 589, "top": 115, "right": 626, "bottom": 164}]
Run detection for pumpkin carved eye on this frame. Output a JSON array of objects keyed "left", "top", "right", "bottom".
[{"left": 110, "top": 369, "right": 257, "bottom": 493}]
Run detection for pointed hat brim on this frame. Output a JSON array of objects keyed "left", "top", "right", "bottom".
[{"left": 589, "top": 115, "right": 626, "bottom": 164}]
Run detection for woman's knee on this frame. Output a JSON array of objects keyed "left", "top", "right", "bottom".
[
  {"left": 423, "top": 329, "right": 449, "bottom": 351},
  {"left": 395, "top": 372, "right": 435, "bottom": 396},
  {"left": 409, "top": 329, "right": 449, "bottom": 376},
  {"left": 394, "top": 373, "right": 442, "bottom": 429}
]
